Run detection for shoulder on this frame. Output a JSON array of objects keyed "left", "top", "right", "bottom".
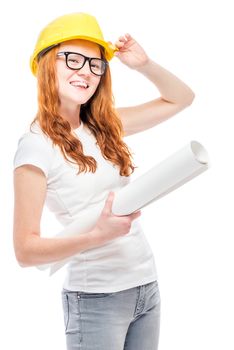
[
  {"left": 18, "top": 122, "right": 53, "bottom": 146},
  {"left": 14, "top": 123, "right": 55, "bottom": 177},
  {"left": 15, "top": 122, "right": 56, "bottom": 158}
]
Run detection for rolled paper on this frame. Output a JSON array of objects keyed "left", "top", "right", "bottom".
[
  {"left": 112, "top": 140, "right": 209, "bottom": 215},
  {"left": 37, "top": 140, "right": 209, "bottom": 275}
]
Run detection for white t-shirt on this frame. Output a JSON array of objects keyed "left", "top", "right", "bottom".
[{"left": 13, "top": 121, "right": 158, "bottom": 292}]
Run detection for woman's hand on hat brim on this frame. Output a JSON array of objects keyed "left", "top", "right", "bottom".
[{"left": 113, "top": 33, "right": 149, "bottom": 69}]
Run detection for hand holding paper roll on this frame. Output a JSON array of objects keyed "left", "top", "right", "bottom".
[
  {"left": 38, "top": 140, "right": 209, "bottom": 275},
  {"left": 93, "top": 191, "right": 141, "bottom": 244},
  {"left": 37, "top": 192, "right": 141, "bottom": 272}
]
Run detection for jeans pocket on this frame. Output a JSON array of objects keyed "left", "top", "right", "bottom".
[
  {"left": 62, "top": 291, "right": 82, "bottom": 342},
  {"left": 77, "top": 292, "right": 115, "bottom": 299},
  {"left": 153, "top": 280, "right": 161, "bottom": 304},
  {"left": 62, "top": 292, "right": 70, "bottom": 332}
]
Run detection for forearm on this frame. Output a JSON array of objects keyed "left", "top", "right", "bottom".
[
  {"left": 16, "top": 229, "right": 100, "bottom": 267},
  {"left": 136, "top": 58, "right": 195, "bottom": 105}
]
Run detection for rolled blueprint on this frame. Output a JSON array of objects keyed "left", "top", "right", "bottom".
[
  {"left": 112, "top": 140, "right": 209, "bottom": 215},
  {"left": 38, "top": 140, "right": 209, "bottom": 275}
]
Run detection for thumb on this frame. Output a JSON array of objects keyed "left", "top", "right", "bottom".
[
  {"left": 107, "top": 41, "right": 117, "bottom": 51},
  {"left": 103, "top": 191, "right": 115, "bottom": 214},
  {"left": 130, "top": 210, "right": 141, "bottom": 221},
  {"left": 114, "top": 51, "right": 120, "bottom": 58}
]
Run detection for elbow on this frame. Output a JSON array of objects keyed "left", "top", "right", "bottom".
[
  {"left": 177, "top": 91, "right": 195, "bottom": 111},
  {"left": 14, "top": 245, "right": 33, "bottom": 268},
  {"left": 184, "top": 90, "right": 196, "bottom": 106},
  {"left": 14, "top": 230, "right": 40, "bottom": 268},
  {"left": 18, "top": 261, "right": 30, "bottom": 268},
  {"left": 15, "top": 250, "right": 31, "bottom": 268}
]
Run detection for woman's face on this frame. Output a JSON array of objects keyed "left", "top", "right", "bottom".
[{"left": 56, "top": 39, "right": 102, "bottom": 107}]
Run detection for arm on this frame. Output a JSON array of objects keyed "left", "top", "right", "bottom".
[
  {"left": 13, "top": 165, "right": 140, "bottom": 267},
  {"left": 13, "top": 165, "right": 99, "bottom": 267},
  {"left": 114, "top": 34, "right": 195, "bottom": 136}
]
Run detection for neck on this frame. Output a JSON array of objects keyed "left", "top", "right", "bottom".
[{"left": 58, "top": 102, "right": 82, "bottom": 129}]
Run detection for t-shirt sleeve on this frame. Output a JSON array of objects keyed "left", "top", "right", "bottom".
[{"left": 13, "top": 131, "right": 54, "bottom": 177}]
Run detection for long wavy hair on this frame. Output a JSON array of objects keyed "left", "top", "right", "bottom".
[{"left": 30, "top": 44, "right": 137, "bottom": 176}]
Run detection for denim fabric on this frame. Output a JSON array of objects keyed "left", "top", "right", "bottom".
[{"left": 61, "top": 280, "right": 161, "bottom": 350}]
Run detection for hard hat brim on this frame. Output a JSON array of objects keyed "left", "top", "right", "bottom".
[{"left": 30, "top": 35, "right": 117, "bottom": 76}]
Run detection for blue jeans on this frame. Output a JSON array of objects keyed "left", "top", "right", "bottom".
[{"left": 61, "top": 280, "right": 161, "bottom": 350}]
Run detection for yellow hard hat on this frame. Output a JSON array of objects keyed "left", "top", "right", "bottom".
[{"left": 30, "top": 12, "right": 117, "bottom": 76}]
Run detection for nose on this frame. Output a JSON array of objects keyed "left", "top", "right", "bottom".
[{"left": 77, "top": 60, "right": 91, "bottom": 75}]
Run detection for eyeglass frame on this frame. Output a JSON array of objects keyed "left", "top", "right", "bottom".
[{"left": 56, "top": 51, "right": 108, "bottom": 76}]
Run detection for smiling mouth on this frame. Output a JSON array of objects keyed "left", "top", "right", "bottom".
[{"left": 69, "top": 80, "right": 89, "bottom": 89}]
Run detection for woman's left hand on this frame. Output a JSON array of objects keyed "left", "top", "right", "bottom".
[{"left": 112, "top": 33, "right": 150, "bottom": 70}]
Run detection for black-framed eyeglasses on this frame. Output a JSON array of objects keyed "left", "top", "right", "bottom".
[{"left": 56, "top": 51, "right": 108, "bottom": 76}]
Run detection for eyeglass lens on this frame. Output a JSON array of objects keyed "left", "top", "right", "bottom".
[{"left": 67, "top": 53, "right": 106, "bottom": 75}]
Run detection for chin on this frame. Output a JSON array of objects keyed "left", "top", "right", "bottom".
[
  {"left": 72, "top": 93, "right": 94, "bottom": 104},
  {"left": 60, "top": 91, "right": 94, "bottom": 107},
  {"left": 65, "top": 96, "right": 89, "bottom": 106}
]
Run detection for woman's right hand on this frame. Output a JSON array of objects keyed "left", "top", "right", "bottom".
[{"left": 91, "top": 191, "right": 141, "bottom": 245}]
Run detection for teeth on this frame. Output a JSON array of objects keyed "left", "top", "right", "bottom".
[{"left": 70, "top": 81, "right": 88, "bottom": 88}]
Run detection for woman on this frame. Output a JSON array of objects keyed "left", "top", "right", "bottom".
[{"left": 13, "top": 12, "right": 195, "bottom": 350}]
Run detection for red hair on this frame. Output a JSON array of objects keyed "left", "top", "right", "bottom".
[{"left": 30, "top": 45, "right": 137, "bottom": 176}]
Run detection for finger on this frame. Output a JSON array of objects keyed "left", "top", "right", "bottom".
[
  {"left": 103, "top": 191, "right": 115, "bottom": 214},
  {"left": 125, "top": 33, "right": 133, "bottom": 40},
  {"left": 118, "top": 35, "right": 128, "bottom": 42},
  {"left": 130, "top": 210, "right": 141, "bottom": 221},
  {"left": 119, "top": 34, "right": 133, "bottom": 43},
  {"left": 114, "top": 40, "right": 125, "bottom": 49},
  {"left": 115, "top": 34, "right": 129, "bottom": 47}
]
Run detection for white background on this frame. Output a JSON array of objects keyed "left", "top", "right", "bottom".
[{"left": 0, "top": 0, "right": 233, "bottom": 349}]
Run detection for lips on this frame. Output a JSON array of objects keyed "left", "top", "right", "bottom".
[{"left": 69, "top": 80, "right": 89, "bottom": 89}]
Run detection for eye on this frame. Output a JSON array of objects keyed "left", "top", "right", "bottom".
[
  {"left": 91, "top": 59, "right": 102, "bottom": 69},
  {"left": 67, "top": 54, "right": 84, "bottom": 66},
  {"left": 68, "top": 58, "right": 80, "bottom": 64},
  {"left": 91, "top": 63, "right": 100, "bottom": 69}
]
